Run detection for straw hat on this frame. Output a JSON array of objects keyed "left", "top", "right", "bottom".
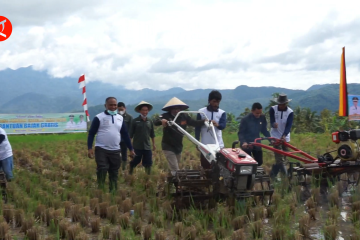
[
  {"left": 162, "top": 97, "right": 189, "bottom": 111},
  {"left": 134, "top": 101, "right": 153, "bottom": 113}
]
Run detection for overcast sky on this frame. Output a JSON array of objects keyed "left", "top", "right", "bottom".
[{"left": 1, "top": 0, "right": 360, "bottom": 90}]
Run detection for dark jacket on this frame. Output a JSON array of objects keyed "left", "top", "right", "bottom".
[
  {"left": 120, "top": 112, "right": 133, "bottom": 143},
  {"left": 130, "top": 116, "right": 155, "bottom": 150},
  {"left": 238, "top": 113, "right": 270, "bottom": 150},
  {"left": 154, "top": 112, "right": 204, "bottom": 154}
]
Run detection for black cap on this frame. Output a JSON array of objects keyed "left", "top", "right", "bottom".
[
  {"left": 79, "top": 115, "right": 84, "bottom": 117},
  {"left": 117, "top": 102, "right": 126, "bottom": 107},
  {"left": 69, "top": 115, "right": 74, "bottom": 117},
  {"left": 353, "top": 97, "right": 359, "bottom": 101}
]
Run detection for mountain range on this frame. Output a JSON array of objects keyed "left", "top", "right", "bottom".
[{"left": 1, "top": 66, "right": 359, "bottom": 118}]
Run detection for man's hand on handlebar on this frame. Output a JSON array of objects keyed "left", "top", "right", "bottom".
[
  {"left": 161, "top": 119, "right": 168, "bottom": 127},
  {"left": 242, "top": 142, "right": 248, "bottom": 149}
]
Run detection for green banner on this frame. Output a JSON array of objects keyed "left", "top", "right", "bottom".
[{"left": 0, "top": 113, "right": 87, "bottom": 134}]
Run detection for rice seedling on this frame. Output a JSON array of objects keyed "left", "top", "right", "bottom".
[
  {"left": 174, "top": 221, "right": 183, "bottom": 237},
  {"left": 215, "top": 226, "right": 227, "bottom": 239},
  {"left": 89, "top": 198, "right": 99, "bottom": 211},
  {"left": 20, "top": 216, "right": 34, "bottom": 233},
  {"left": 328, "top": 190, "right": 340, "bottom": 208},
  {"left": 99, "top": 202, "right": 109, "bottom": 218},
  {"left": 67, "top": 224, "right": 81, "bottom": 240},
  {"left": 107, "top": 205, "right": 118, "bottom": 224},
  {"left": 143, "top": 224, "right": 152, "bottom": 240},
  {"left": 102, "top": 225, "right": 111, "bottom": 239},
  {"left": 118, "top": 189, "right": 127, "bottom": 200},
  {"left": 155, "top": 229, "right": 166, "bottom": 240},
  {"left": 119, "top": 213, "right": 130, "bottom": 229},
  {"left": 58, "top": 219, "right": 70, "bottom": 239},
  {"left": 75, "top": 232, "right": 89, "bottom": 240},
  {"left": 231, "top": 228, "right": 245, "bottom": 240},
  {"left": 26, "top": 226, "right": 41, "bottom": 240},
  {"left": 34, "top": 204, "right": 46, "bottom": 222},
  {"left": 299, "top": 214, "right": 310, "bottom": 239},
  {"left": 305, "top": 197, "right": 316, "bottom": 210},
  {"left": 0, "top": 222, "right": 9, "bottom": 240},
  {"left": 323, "top": 224, "right": 337, "bottom": 240},
  {"left": 352, "top": 201, "right": 360, "bottom": 212},
  {"left": 134, "top": 202, "right": 144, "bottom": 219},
  {"left": 308, "top": 208, "right": 316, "bottom": 220},
  {"left": 250, "top": 220, "right": 263, "bottom": 239},
  {"left": 148, "top": 212, "right": 156, "bottom": 224},
  {"left": 111, "top": 227, "right": 122, "bottom": 240},
  {"left": 132, "top": 217, "right": 143, "bottom": 235},
  {"left": 232, "top": 215, "right": 247, "bottom": 230},
  {"left": 90, "top": 217, "right": 101, "bottom": 233},
  {"left": 14, "top": 209, "right": 24, "bottom": 227},
  {"left": 79, "top": 206, "right": 90, "bottom": 227},
  {"left": 201, "top": 232, "right": 216, "bottom": 240},
  {"left": 71, "top": 204, "right": 82, "bottom": 222},
  {"left": 63, "top": 201, "right": 73, "bottom": 216},
  {"left": 122, "top": 198, "right": 132, "bottom": 213},
  {"left": 2, "top": 205, "right": 13, "bottom": 223},
  {"left": 271, "top": 225, "right": 286, "bottom": 240}
]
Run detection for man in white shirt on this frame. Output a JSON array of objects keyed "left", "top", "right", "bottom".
[
  {"left": 0, "top": 127, "right": 14, "bottom": 181},
  {"left": 77, "top": 115, "right": 87, "bottom": 130},
  {"left": 66, "top": 115, "right": 77, "bottom": 129},
  {"left": 349, "top": 97, "right": 360, "bottom": 115}
]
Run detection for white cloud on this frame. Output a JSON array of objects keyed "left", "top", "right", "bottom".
[{"left": 0, "top": 0, "right": 360, "bottom": 90}]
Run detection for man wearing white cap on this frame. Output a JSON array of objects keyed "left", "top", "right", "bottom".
[
  {"left": 154, "top": 97, "right": 205, "bottom": 176},
  {"left": 129, "top": 101, "right": 156, "bottom": 175}
]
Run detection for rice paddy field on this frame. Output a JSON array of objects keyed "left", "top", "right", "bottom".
[{"left": 1, "top": 131, "right": 360, "bottom": 239}]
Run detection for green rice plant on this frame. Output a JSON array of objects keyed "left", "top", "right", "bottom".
[
  {"left": 89, "top": 198, "right": 99, "bottom": 212},
  {"left": 2, "top": 205, "right": 13, "bottom": 223},
  {"left": 20, "top": 216, "right": 34, "bottom": 233},
  {"left": 119, "top": 213, "right": 130, "bottom": 229},
  {"left": 14, "top": 209, "right": 24, "bottom": 227},
  {"left": 122, "top": 198, "right": 132, "bottom": 213},
  {"left": 271, "top": 224, "right": 286, "bottom": 240},
  {"left": 201, "top": 232, "right": 216, "bottom": 240},
  {"left": 214, "top": 226, "right": 227, "bottom": 239},
  {"left": 298, "top": 214, "right": 310, "bottom": 239},
  {"left": 250, "top": 220, "right": 263, "bottom": 239},
  {"left": 99, "top": 202, "right": 109, "bottom": 219},
  {"left": 58, "top": 219, "right": 70, "bottom": 239},
  {"left": 232, "top": 215, "right": 247, "bottom": 230},
  {"left": 34, "top": 204, "right": 46, "bottom": 222},
  {"left": 75, "top": 231, "right": 89, "bottom": 240},
  {"left": 323, "top": 224, "right": 337, "bottom": 240},
  {"left": 174, "top": 222, "right": 183, "bottom": 237}
]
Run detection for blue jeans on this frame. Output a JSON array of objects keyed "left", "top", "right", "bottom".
[{"left": 0, "top": 156, "right": 14, "bottom": 181}]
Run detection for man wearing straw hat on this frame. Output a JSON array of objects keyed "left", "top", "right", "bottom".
[
  {"left": 269, "top": 94, "right": 294, "bottom": 179},
  {"left": 129, "top": 101, "right": 156, "bottom": 175},
  {"left": 155, "top": 97, "right": 205, "bottom": 176}
]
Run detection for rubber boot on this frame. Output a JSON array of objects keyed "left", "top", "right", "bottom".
[
  {"left": 96, "top": 170, "right": 107, "bottom": 191},
  {"left": 145, "top": 167, "right": 151, "bottom": 175},
  {"left": 121, "top": 161, "right": 127, "bottom": 171}
]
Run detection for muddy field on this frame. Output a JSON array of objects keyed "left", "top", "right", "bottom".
[{"left": 1, "top": 133, "right": 360, "bottom": 240}]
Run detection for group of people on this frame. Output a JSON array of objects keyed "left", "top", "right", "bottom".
[{"left": 87, "top": 91, "right": 294, "bottom": 193}]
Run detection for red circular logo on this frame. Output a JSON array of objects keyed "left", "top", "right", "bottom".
[{"left": 0, "top": 16, "right": 12, "bottom": 42}]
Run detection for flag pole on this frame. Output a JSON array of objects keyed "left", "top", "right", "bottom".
[{"left": 78, "top": 74, "right": 90, "bottom": 133}]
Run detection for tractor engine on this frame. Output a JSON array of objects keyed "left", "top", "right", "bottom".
[{"left": 332, "top": 129, "right": 360, "bottom": 161}]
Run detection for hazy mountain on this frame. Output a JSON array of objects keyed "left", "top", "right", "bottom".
[{"left": 1, "top": 67, "right": 360, "bottom": 116}]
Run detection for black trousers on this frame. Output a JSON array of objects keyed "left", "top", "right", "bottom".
[
  {"left": 120, "top": 142, "right": 128, "bottom": 170},
  {"left": 94, "top": 147, "right": 121, "bottom": 192},
  {"left": 243, "top": 148, "right": 263, "bottom": 166}
]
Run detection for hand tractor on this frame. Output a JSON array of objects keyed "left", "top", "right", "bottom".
[
  {"left": 165, "top": 111, "right": 274, "bottom": 207},
  {"left": 249, "top": 130, "right": 360, "bottom": 193}
]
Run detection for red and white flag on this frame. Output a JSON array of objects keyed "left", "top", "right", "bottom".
[{"left": 78, "top": 74, "right": 90, "bottom": 122}]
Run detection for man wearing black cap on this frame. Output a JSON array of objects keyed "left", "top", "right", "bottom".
[
  {"left": 269, "top": 94, "right": 294, "bottom": 179},
  {"left": 350, "top": 97, "right": 360, "bottom": 115},
  {"left": 117, "top": 102, "right": 133, "bottom": 170}
]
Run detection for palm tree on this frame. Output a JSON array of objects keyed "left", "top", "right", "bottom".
[{"left": 236, "top": 107, "right": 251, "bottom": 121}]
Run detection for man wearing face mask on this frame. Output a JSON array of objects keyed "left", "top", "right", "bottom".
[
  {"left": 129, "top": 101, "right": 156, "bottom": 175},
  {"left": 117, "top": 102, "right": 133, "bottom": 170},
  {"left": 87, "top": 97, "right": 135, "bottom": 193},
  {"left": 195, "top": 90, "right": 227, "bottom": 169},
  {"left": 154, "top": 97, "right": 205, "bottom": 176}
]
